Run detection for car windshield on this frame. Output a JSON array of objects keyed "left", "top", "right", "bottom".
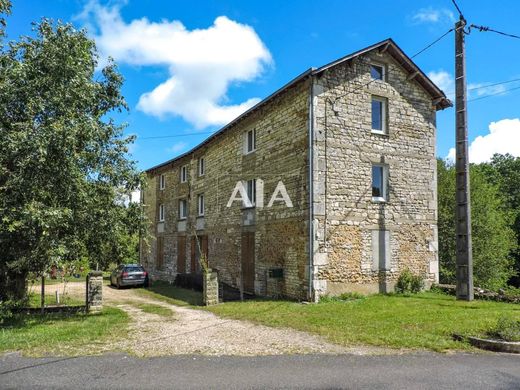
[{"left": 125, "top": 266, "right": 144, "bottom": 273}]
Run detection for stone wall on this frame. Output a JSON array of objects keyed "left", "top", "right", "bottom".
[
  {"left": 141, "top": 78, "right": 311, "bottom": 300},
  {"left": 311, "top": 51, "right": 439, "bottom": 297}
]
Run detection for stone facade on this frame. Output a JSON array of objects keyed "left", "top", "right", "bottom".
[
  {"left": 140, "top": 39, "right": 449, "bottom": 301},
  {"left": 87, "top": 271, "right": 103, "bottom": 312}
]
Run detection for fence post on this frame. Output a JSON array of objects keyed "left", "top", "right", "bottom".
[
  {"left": 203, "top": 269, "right": 219, "bottom": 306},
  {"left": 86, "top": 271, "right": 103, "bottom": 313}
]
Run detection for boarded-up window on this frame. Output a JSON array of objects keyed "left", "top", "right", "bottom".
[
  {"left": 177, "top": 236, "right": 186, "bottom": 273},
  {"left": 241, "top": 232, "right": 255, "bottom": 293},
  {"left": 156, "top": 236, "right": 164, "bottom": 270},
  {"left": 372, "top": 230, "right": 390, "bottom": 271},
  {"left": 190, "top": 235, "right": 208, "bottom": 273}
]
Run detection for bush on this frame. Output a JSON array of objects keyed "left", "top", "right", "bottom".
[
  {"left": 395, "top": 269, "right": 424, "bottom": 294},
  {"left": 487, "top": 315, "right": 520, "bottom": 342}
]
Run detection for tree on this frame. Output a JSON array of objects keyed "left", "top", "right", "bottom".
[
  {"left": 437, "top": 159, "right": 516, "bottom": 290},
  {"left": 0, "top": 17, "right": 144, "bottom": 303},
  {"left": 482, "top": 154, "right": 520, "bottom": 286}
]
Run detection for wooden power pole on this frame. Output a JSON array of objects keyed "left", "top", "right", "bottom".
[{"left": 455, "top": 16, "right": 474, "bottom": 301}]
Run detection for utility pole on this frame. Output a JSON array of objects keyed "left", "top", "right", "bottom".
[{"left": 454, "top": 16, "right": 474, "bottom": 301}]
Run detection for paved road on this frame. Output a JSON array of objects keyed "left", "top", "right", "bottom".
[{"left": 1, "top": 352, "right": 519, "bottom": 389}]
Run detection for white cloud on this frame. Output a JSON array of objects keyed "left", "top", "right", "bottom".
[
  {"left": 79, "top": 1, "right": 272, "bottom": 128},
  {"left": 411, "top": 7, "right": 455, "bottom": 24},
  {"left": 428, "top": 70, "right": 454, "bottom": 98},
  {"left": 167, "top": 141, "right": 189, "bottom": 154},
  {"left": 446, "top": 119, "right": 520, "bottom": 163}
]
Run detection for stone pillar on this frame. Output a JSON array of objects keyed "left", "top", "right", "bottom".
[
  {"left": 87, "top": 271, "right": 103, "bottom": 312},
  {"left": 203, "top": 269, "right": 219, "bottom": 306}
]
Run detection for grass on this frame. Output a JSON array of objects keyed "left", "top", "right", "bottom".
[
  {"left": 134, "top": 303, "right": 174, "bottom": 317},
  {"left": 204, "top": 291, "right": 520, "bottom": 352},
  {"left": 133, "top": 280, "right": 203, "bottom": 306},
  {"left": 0, "top": 307, "right": 130, "bottom": 356},
  {"left": 27, "top": 292, "right": 84, "bottom": 308}
]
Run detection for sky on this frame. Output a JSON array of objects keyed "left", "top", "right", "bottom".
[{"left": 6, "top": 0, "right": 520, "bottom": 170}]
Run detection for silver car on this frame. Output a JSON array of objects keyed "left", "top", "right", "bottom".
[{"left": 110, "top": 264, "right": 149, "bottom": 288}]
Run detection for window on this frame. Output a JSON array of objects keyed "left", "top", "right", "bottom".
[
  {"left": 245, "top": 129, "right": 256, "bottom": 154},
  {"left": 370, "top": 64, "right": 385, "bottom": 81},
  {"left": 371, "top": 96, "right": 387, "bottom": 134},
  {"left": 179, "top": 199, "right": 187, "bottom": 219},
  {"left": 197, "top": 194, "right": 205, "bottom": 216},
  {"left": 246, "top": 179, "right": 256, "bottom": 207},
  {"left": 372, "top": 164, "right": 388, "bottom": 202},
  {"left": 159, "top": 204, "right": 165, "bottom": 222},
  {"left": 159, "top": 174, "right": 165, "bottom": 190},
  {"left": 198, "top": 157, "right": 205, "bottom": 176},
  {"left": 180, "top": 165, "right": 187, "bottom": 183},
  {"left": 371, "top": 230, "right": 390, "bottom": 271}
]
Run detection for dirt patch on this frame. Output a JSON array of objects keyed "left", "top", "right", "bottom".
[{"left": 43, "top": 282, "right": 394, "bottom": 357}]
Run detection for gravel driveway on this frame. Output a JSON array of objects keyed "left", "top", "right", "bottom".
[{"left": 41, "top": 281, "right": 393, "bottom": 357}]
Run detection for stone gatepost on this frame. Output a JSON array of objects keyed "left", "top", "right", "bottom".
[
  {"left": 86, "top": 271, "right": 103, "bottom": 312},
  {"left": 203, "top": 269, "right": 219, "bottom": 306}
]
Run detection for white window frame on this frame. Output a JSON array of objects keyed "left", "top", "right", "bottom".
[
  {"left": 246, "top": 179, "right": 256, "bottom": 207},
  {"left": 180, "top": 165, "right": 187, "bottom": 183},
  {"left": 371, "top": 96, "right": 387, "bottom": 134},
  {"left": 197, "top": 194, "right": 205, "bottom": 216},
  {"left": 159, "top": 204, "right": 165, "bottom": 222},
  {"left": 372, "top": 164, "right": 389, "bottom": 203},
  {"left": 159, "top": 174, "right": 165, "bottom": 190},
  {"left": 244, "top": 128, "right": 256, "bottom": 154},
  {"left": 179, "top": 199, "right": 187, "bottom": 220},
  {"left": 198, "top": 157, "right": 205, "bottom": 176},
  {"left": 370, "top": 63, "right": 386, "bottom": 81}
]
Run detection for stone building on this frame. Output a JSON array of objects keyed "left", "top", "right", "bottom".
[{"left": 140, "top": 39, "right": 451, "bottom": 301}]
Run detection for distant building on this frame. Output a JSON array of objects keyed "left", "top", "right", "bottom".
[{"left": 140, "top": 39, "right": 451, "bottom": 301}]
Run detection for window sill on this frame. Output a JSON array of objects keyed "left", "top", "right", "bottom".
[
  {"left": 197, "top": 215, "right": 205, "bottom": 218},
  {"left": 178, "top": 217, "right": 187, "bottom": 221},
  {"left": 371, "top": 197, "right": 387, "bottom": 203},
  {"left": 243, "top": 150, "right": 256, "bottom": 156},
  {"left": 371, "top": 130, "right": 389, "bottom": 136},
  {"left": 241, "top": 206, "right": 256, "bottom": 211}
]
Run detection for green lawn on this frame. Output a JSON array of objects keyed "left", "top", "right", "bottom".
[
  {"left": 27, "top": 292, "right": 84, "bottom": 308},
  {"left": 204, "top": 292, "right": 520, "bottom": 351},
  {"left": 0, "top": 307, "right": 129, "bottom": 356},
  {"left": 134, "top": 280, "right": 202, "bottom": 306}
]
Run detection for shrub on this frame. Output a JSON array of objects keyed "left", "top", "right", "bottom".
[
  {"left": 487, "top": 315, "right": 520, "bottom": 342},
  {"left": 395, "top": 269, "right": 424, "bottom": 294}
]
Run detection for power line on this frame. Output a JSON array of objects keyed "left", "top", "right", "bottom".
[
  {"left": 468, "top": 84, "right": 520, "bottom": 102},
  {"left": 470, "top": 24, "right": 520, "bottom": 40},
  {"left": 450, "top": 0, "right": 465, "bottom": 18},
  {"left": 410, "top": 28, "right": 454, "bottom": 59},
  {"left": 139, "top": 131, "right": 214, "bottom": 140},
  {"left": 445, "top": 77, "right": 520, "bottom": 95}
]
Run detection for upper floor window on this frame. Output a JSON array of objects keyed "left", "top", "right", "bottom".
[
  {"left": 198, "top": 157, "right": 205, "bottom": 176},
  {"left": 244, "top": 129, "right": 256, "bottom": 154},
  {"left": 159, "top": 204, "right": 165, "bottom": 222},
  {"left": 179, "top": 199, "right": 187, "bottom": 219},
  {"left": 372, "top": 164, "right": 388, "bottom": 202},
  {"left": 246, "top": 179, "right": 256, "bottom": 207},
  {"left": 180, "top": 165, "right": 188, "bottom": 183},
  {"left": 370, "top": 64, "right": 385, "bottom": 81},
  {"left": 371, "top": 96, "right": 387, "bottom": 134},
  {"left": 197, "top": 194, "right": 205, "bottom": 216},
  {"left": 159, "top": 174, "right": 165, "bottom": 190}
]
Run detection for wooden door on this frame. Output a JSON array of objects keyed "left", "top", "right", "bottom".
[
  {"left": 177, "top": 236, "right": 186, "bottom": 273},
  {"left": 241, "top": 232, "right": 255, "bottom": 294}
]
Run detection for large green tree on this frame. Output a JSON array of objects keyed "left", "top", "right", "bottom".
[
  {"left": 437, "top": 159, "right": 516, "bottom": 290},
  {"left": 0, "top": 15, "right": 144, "bottom": 301}
]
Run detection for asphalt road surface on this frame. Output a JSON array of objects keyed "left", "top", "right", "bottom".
[{"left": 1, "top": 352, "right": 519, "bottom": 389}]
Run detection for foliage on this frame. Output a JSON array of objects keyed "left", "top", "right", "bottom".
[
  {"left": 481, "top": 154, "right": 520, "bottom": 286},
  {"left": 205, "top": 291, "right": 520, "bottom": 351},
  {"left": 437, "top": 159, "right": 516, "bottom": 290},
  {"left": 487, "top": 315, "right": 520, "bottom": 342},
  {"left": 319, "top": 292, "right": 365, "bottom": 303},
  {"left": 0, "top": 16, "right": 146, "bottom": 302},
  {"left": 395, "top": 269, "right": 424, "bottom": 294}
]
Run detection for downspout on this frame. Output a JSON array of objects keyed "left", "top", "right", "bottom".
[{"left": 307, "top": 74, "right": 315, "bottom": 302}]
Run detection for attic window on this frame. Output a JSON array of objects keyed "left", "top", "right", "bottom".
[{"left": 370, "top": 64, "right": 385, "bottom": 81}]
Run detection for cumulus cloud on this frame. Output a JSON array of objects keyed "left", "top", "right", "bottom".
[
  {"left": 411, "top": 7, "right": 455, "bottom": 24},
  {"left": 446, "top": 119, "right": 520, "bottom": 163},
  {"left": 78, "top": 1, "right": 272, "bottom": 128},
  {"left": 167, "top": 141, "right": 189, "bottom": 154},
  {"left": 428, "top": 70, "right": 454, "bottom": 97}
]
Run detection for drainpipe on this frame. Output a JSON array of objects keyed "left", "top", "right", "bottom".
[{"left": 307, "top": 75, "right": 315, "bottom": 302}]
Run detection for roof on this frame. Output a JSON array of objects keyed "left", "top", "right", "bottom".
[{"left": 146, "top": 38, "right": 452, "bottom": 173}]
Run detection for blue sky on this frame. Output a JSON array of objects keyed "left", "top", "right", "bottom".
[{"left": 7, "top": 0, "right": 520, "bottom": 170}]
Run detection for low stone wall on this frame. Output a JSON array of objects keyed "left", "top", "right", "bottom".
[
  {"left": 87, "top": 271, "right": 103, "bottom": 312},
  {"left": 435, "top": 284, "right": 520, "bottom": 304}
]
